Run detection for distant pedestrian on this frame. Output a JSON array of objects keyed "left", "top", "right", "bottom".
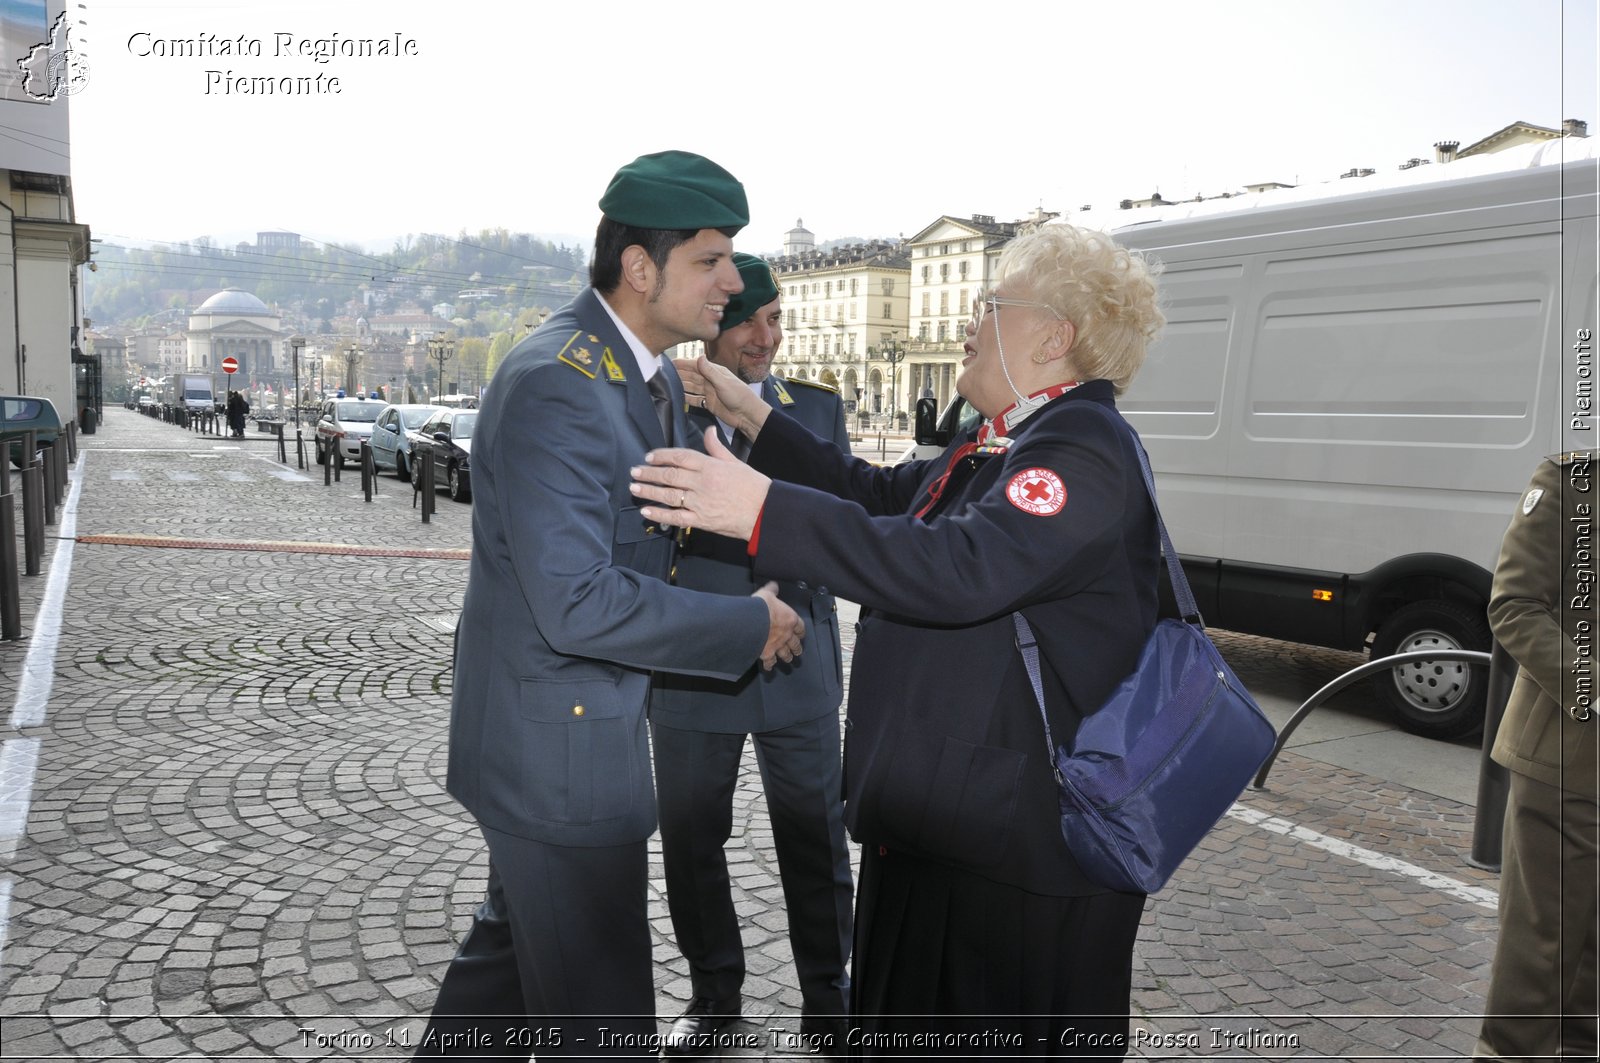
[
  {"left": 225, "top": 390, "right": 249, "bottom": 438},
  {"left": 1474, "top": 452, "right": 1598, "bottom": 1062}
]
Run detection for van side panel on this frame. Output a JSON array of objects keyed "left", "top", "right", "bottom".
[{"left": 1118, "top": 160, "right": 1595, "bottom": 645}]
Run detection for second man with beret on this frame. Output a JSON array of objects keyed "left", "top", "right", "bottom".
[{"left": 654, "top": 253, "right": 855, "bottom": 1058}]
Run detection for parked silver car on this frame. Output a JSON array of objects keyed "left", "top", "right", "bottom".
[
  {"left": 367, "top": 403, "right": 446, "bottom": 481},
  {"left": 313, "top": 398, "right": 388, "bottom": 467}
]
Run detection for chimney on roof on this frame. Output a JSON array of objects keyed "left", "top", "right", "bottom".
[
  {"left": 1434, "top": 140, "right": 1460, "bottom": 163},
  {"left": 1564, "top": 118, "right": 1589, "bottom": 137}
]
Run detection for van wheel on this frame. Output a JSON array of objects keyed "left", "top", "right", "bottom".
[{"left": 1370, "top": 599, "right": 1490, "bottom": 739}]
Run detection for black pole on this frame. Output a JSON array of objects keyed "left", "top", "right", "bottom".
[
  {"left": 1468, "top": 640, "right": 1517, "bottom": 870},
  {"left": 0, "top": 491, "right": 20, "bottom": 639}
]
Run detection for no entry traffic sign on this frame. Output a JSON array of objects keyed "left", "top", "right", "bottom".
[{"left": 221, "top": 356, "right": 239, "bottom": 375}]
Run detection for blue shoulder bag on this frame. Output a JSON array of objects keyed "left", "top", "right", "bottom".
[{"left": 1014, "top": 415, "right": 1275, "bottom": 894}]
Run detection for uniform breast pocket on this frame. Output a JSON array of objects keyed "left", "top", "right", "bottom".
[
  {"left": 517, "top": 676, "right": 640, "bottom": 825},
  {"left": 614, "top": 506, "right": 672, "bottom": 577},
  {"left": 809, "top": 597, "right": 843, "bottom": 696}
]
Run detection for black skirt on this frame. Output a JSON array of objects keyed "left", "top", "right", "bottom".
[{"left": 849, "top": 846, "right": 1146, "bottom": 1060}]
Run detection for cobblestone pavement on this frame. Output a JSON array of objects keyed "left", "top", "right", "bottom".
[{"left": 0, "top": 409, "right": 1503, "bottom": 1060}]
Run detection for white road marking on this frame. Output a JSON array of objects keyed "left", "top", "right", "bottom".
[
  {"left": 11, "top": 453, "right": 84, "bottom": 730},
  {"left": 1226, "top": 805, "right": 1499, "bottom": 910},
  {"left": 0, "top": 739, "right": 39, "bottom": 859},
  {"left": 108, "top": 470, "right": 140, "bottom": 481},
  {"left": 2, "top": 455, "right": 85, "bottom": 969},
  {"left": 164, "top": 470, "right": 199, "bottom": 481},
  {"left": 0, "top": 878, "right": 11, "bottom": 970}
]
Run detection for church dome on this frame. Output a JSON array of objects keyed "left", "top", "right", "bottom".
[{"left": 196, "top": 288, "right": 271, "bottom": 316}]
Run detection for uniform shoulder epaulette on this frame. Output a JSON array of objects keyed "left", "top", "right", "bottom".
[
  {"left": 785, "top": 377, "right": 839, "bottom": 395},
  {"left": 556, "top": 330, "right": 627, "bottom": 383}
]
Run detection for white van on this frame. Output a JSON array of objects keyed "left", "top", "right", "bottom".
[{"left": 916, "top": 138, "right": 1598, "bottom": 738}]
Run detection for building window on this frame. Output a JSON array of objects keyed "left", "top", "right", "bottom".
[
  {"left": 921, "top": 293, "right": 930, "bottom": 315},
  {"left": 882, "top": 301, "right": 891, "bottom": 319},
  {"left": 959, "top": 261, "right": 969, "bottom": 277},
  {"left": 921, "top": 265, "right": 930, "bottom": 283},
  {"left": 959, "top": 290, "right": 968, "bottom": 314},
  {"left": 850, "top": 278, "right": 858, "bottom": 295},
  {"left": 919, "top": 323, "right": 929, "bottom": 340},
  {"left": 941, "top": 244, "right": 950, "bottom": 255},
  {"left": 939, "top": 292, "right": 948, "bottom": 314},
  {"left": 881, "top": 278, "right": 893, "bottom": 296},
  {"left": 937, "top": 322, "right": 947, "bottom": 341},
  {"left": 940, "top": 263, "right": 950, "bottom": 282}
]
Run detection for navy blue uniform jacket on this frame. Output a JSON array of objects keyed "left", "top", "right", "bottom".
[
  {"left": 747, "top": 381, "right": 1160, "bottom": 895},
  {"left": 447, "top": 288, "right": 769, "bottom": 848},
  {"left": 653, "top": 376, "right": 852, "bottom": 733}
]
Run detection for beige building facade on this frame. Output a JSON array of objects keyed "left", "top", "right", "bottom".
[{"left": 768, "top": 237, "right": 911, "bottom": 423}]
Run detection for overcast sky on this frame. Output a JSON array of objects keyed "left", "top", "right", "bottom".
[{"left": 63, "top": 0, "right": 1600, "bottom": 258}]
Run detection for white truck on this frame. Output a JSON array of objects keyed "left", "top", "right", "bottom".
[
  {"left": 915, "top": 137, "right": 1598, "bottom": 738},
  {"left": 175, "top": 373, "right": 217, "bottom": 413}
]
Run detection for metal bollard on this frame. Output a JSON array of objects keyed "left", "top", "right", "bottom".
[
  {"left": 53, "top": 439, "right": 67, "bottom": 501},
  {"left": 1468, "top": 641, "right": 1518, "bottom": 870},
  {"left": 361, "top": 439, "right": 374, "bottom": 502},
  {"left": 416, "top": 443, "right": 435, "bottom": 523},
  {"left": 21, "top": 461, "right": 42, "bottom": 576},
  {"left": 323, "top": 436, "right": 334, "bottom": 486},
  {"left": 54, "top": 440, "right": 67, "bottom": 503},
  {"left": 275, "top": 424, "right": 288, "bottom": 465},
  {"left": 0, "top": 490, "right": 19, "bottom": 639},
  {"left": 296, "top": 430, "right": 306, "bottom": 471},
  {"left": 41, "top": 446, "right": 57, "bottom": 526},
  {"left": 65, "top": 422, "right": 77, "bottom": 463}
]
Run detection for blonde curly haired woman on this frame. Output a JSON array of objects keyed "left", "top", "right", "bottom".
[{"left": 636, "top": 224, "right": 1166, "bottom": 1058}]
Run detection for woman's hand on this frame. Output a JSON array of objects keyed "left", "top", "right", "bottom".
[
  {"left": 631, "top": 428, "right": 770, "bottom": 539},
  {"left": 674, "top": 356, "right": 771, "bottom": 442}
]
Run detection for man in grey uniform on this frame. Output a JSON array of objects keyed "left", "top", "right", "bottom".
[{"left": 416, "top": 155, "right": 805, "bottom": 1061}]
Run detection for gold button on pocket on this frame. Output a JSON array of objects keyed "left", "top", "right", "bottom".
[{"left": 572, "top": 704, "right": 586, "bottom": 717}]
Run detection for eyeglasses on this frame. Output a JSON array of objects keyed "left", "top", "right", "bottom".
[{"left": 968, "top": 293, "right": 1062, "bottom": 335}]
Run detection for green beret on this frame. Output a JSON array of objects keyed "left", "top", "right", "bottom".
[
  {"left": 599, "top": 150, "right": 749, "bottom": 232},
  {"left": 721, "top": 253, "right": 780, "bottom": 331}
]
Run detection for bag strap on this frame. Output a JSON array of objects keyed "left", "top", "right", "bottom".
[
  {"left": 1083, "top": 402, "right": 1203, "bottom": 625},
  {"left": 1012, "top": 611, "right": 1064, "bottom": 786},
  {"left": 1011, "top": 401, "right": 1195, "bottom": 775}
]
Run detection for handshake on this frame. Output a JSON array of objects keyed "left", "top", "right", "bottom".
[{"left": 754, "top": 581, "right": 805, "bottom": 671}]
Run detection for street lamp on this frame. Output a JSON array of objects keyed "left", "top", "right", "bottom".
[
  {"left": 288, "top": 335, "right": 306, "bottom": 425},
  {"left": 428, "top": 336, "right": 455, "bottom": 398},
  {"left": 857, "top": 346, "right": 869, "bottom": 429},
  {"left": 881, "top": 329, "right": 906, "bottom": 429}
]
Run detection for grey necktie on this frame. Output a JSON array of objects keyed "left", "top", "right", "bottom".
[{"left": 648, "top": 371, "right": 675, "bottom": 446}]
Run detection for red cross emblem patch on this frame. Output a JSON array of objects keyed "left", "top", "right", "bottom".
[{"left": 1006, "top": 468, "right": 1066, "bottom": 516}]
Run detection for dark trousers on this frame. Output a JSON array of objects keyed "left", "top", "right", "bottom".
[
  {"left": 415, "top": 825, "right": 657, "bottom": 1060},
  {"left": 850, "top": 846, "right": 1145, "bottom": 1059},
  {"left": 1475, "top": 771, "right": 1599, "bottom": 1061},
  {"left": 654, "top": 714, "right": 853, "bottom": 1018}
]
